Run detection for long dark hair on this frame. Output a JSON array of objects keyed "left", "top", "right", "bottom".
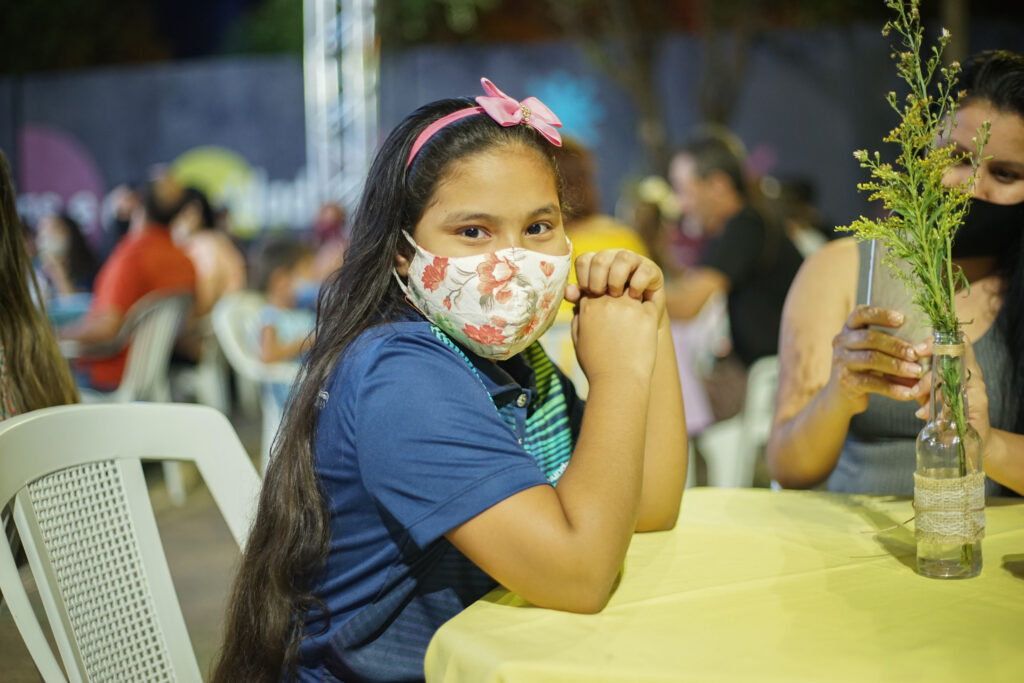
[
  {"left": 213, "top": 96, "right": 562, "bottom": 682},
  {"left": 56, "top": 212, "right": 99, "bottom": 290},
  {"left": 0, "top": 151, "right": 79, "bottom": 412},
  {"left": 959, "top": 49, "right": 1024, "bottom": 434}
]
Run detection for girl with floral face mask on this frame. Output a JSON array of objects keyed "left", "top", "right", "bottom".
[{"left": 214, "top": 78, "right": 687, "bottom": 683}]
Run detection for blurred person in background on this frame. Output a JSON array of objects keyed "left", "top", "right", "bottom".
[
  {"left": 0, "top": 149, "right": 79, "bottom": 421},
  {"left": 763, "top": 176, "right": 830, "bottom": 258},
  {"left": 59, "top": 171, "right": 196, "bottom": 391},
  {"left": 171, "top": 186, "right": 246, "bottom": 317},
  {"left": 253, "top": 236, "right": 316, "bottom": 364},
  {"left": 100, "top": 182, "right": 142, "bottom": 258},
  {"left": 554, "top": 136, "right": 649, "bottom": 257},
  {"left": 310, "top": 201, "right": 348, "bottom": 290},
  {"left": 250, "top": 236, "right": 316, "bottom": 410},
  {"left": 665, "top": 131, "right": 803, "bottom": 421},
  {"left": 632, "top": 174, "right": 683, "bottom": 276},
  {"left": 34, "top": 212, "right": 99, "bottom": 297},
  {"left": 665, "top": 130, "right": 803, "bottom": 366},
  {"left": 551, "top": 136, "right": 649, "bottom": 321}
]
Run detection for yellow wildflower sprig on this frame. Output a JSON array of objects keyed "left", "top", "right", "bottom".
[
  {"left": 840, "top": 0, "right": 991, "bottom": 512},
  {"left": 838, "top": 0, "right": 988, "bottom": 337}
]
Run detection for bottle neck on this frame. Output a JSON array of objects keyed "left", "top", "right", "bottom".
[{"left": 930, "top": 329, "right": 968, "bottom": 424}]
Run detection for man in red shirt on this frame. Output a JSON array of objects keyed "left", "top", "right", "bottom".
[{"left": 60, "top": 174, "right": 196, "bottom": 390}]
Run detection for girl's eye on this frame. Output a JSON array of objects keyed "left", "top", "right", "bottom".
[
  {"left": 526, "top": 222, "right": 552, "bottom": 236},
  {"left": 458, "top": 226, "right": 486, "bottom": 239}
]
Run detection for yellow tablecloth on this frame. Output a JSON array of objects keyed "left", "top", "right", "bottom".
[{"left": 425, "top": 487, "right": 1024, "bottom": 682}]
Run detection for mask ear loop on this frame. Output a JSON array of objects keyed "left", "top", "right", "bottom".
[{"left": 392, "top": 230, "right": 430, "bottom": 318}]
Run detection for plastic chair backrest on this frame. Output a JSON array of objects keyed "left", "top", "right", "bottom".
[
  {"left": 695, "top": 354, "right": 780, "bottom": 488},
  {"left": 103, "top": 291, "right": 193, "bottom": 403},
  {"left": 212, "top": 291, "right": 300, "bottom": 473},
  {"left": 211, "top": 291, "right": 298, "bottom": 385},
  {"left": 741, "top": 355, "right": 780, "bottom": 449},
  {"left": 173, "top": 314, "right": 231, "bottom": 412},
  {"left": 687, "top": 290, "right": 731, "bottom": 378},
  {"left": 0, "top": 403, "right": 261, "bottom": 683}
]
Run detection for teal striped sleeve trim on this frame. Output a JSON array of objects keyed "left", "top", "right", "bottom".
[{"left": 428, "top": 326, "right": 575, "bottom": 485}]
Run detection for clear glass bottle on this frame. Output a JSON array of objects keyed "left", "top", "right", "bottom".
[{"left": 914, "top": 330, "right": 984, "bottom": 579}]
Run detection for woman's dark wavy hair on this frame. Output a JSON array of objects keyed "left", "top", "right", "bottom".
[
  {"left": 212, "top": 96, "right": 562, "bottom": 683},
  {"left": 55, "top": 213, "right": 99, "bottom": 290},
  {"left": 959, "top": 49, "right": 1024, "bottom": 435}
]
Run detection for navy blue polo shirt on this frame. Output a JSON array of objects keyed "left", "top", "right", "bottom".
[{"left": 295, "top": 318, "right": 584, "bottom": 682}]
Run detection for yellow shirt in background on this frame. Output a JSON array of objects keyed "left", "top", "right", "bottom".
[
  {"left": 558, "top": 214, "right": 650, "bottom": 322},
  {"left": 542, "top": 216, "right": 650, "bottom": 396}
]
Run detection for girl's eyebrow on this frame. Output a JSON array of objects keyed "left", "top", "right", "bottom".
[
  {"left": 530, "top": 203, "right": 560, "bottom": 217},
  {"left": 444, "top": 204, "right": 560, "bottom": 223},
  {"left": 444, "top": 211, "right": 499, "bottom": 223}
]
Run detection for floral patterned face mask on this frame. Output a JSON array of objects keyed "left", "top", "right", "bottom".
[{"left": 394, "top": 231, "right": 573, "bottom": 360}]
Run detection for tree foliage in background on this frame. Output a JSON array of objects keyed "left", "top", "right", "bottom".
[
  {"left": 0, "top": 0, "right": 300, "bottom": 75},
  {"left": 0, "top": 0, "right": 169, "bottom": 74},
  {"left": 543, "top": 0, "right": 674, "bottom": 174},
  {"left": 375, "top": 0, "right": 901, "bottom": 176},
  {"left": 221, "top": 0, "right": 303, "bottom": 56},
  {"left": 378, "top": 0, "right": 503, "bottom": 42}
]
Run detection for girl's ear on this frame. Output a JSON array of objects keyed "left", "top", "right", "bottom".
[{"left": 394, "top": 251, "right": 411, "bottom": 278}]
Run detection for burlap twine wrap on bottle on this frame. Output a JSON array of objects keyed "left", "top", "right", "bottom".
[{"left": 913, "top": 471, "right": 986, "bottom": 545}]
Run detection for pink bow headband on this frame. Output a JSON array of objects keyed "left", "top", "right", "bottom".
[{"left": 406, "top": 77, "right": 563, "bottom": 168}]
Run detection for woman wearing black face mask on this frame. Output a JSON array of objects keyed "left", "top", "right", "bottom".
[{"left": 766, "top": 49, "right": 1024, "bottom": 496}]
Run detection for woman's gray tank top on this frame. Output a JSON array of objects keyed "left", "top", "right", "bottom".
[{"left": 827, "top": 240, "right": 1014, "bottom": 495}]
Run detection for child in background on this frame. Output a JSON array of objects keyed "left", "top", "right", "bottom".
[
  {"left": 250, "top": 237, "right": 316, "bottom": 407},
  {"left": 214, "top": 78, "right": 687, "bottom": 683}
]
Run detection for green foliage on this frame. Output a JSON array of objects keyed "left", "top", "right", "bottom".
[
  {"left": 838, "top": 0, "right": 988, "bottom": 336},
  {"left": 381, "top": 0, "right": 502, "bottom": 42},
  {"left": 0, "top": 0, "right": 169, "bottom": 74},
  {"left": 222, "top": 0, "right": 303, "bottom": 57}
]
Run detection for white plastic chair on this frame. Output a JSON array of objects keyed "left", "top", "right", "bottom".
[
  {"left": 695, "top": 355, "right": 780, "bottom": 487},
  {"left": 211, "top": 291, "right": 299, "bottom": 473},
  {"left": 0, "top": 403, "right": 261, "bottom": 683},
  {"left": 60, "top": 290, "right": 194, "bottom": 505},
  {"left": 170, "top": 315, "right": 231, "bottom": 414},
  {"left": 59, "top": 291, "right": 193, "bottom": 405},
  {"left": 686, "top": 290, "right": 732, "bottom": 379}
]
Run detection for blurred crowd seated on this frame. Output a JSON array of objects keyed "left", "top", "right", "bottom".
[
  {"left": 10, "top": 163, "right": 343, "bottom": 490},
  {"left": 543, "top": 132, "right": 829, "bottom": 489},
  {"left": 9, "top": 130, "right": 831, "bottom": 494}
]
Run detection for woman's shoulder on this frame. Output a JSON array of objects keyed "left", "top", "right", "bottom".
[
  {"left": 805, "top": 236, "right": 859, "bottom": 269},
  {"left": 789, "top": 238, "right": 859, "bottom": 299},
  {"left": 781, "top": 237, "right": 859, "bottom": 331}
]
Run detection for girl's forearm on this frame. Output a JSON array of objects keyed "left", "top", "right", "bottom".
[
  {"left": 636, "top": 321, "right": 687, "bottom": 531},
  {"left": 554, "top": 372, "right": 651, "bottom": 596}
]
